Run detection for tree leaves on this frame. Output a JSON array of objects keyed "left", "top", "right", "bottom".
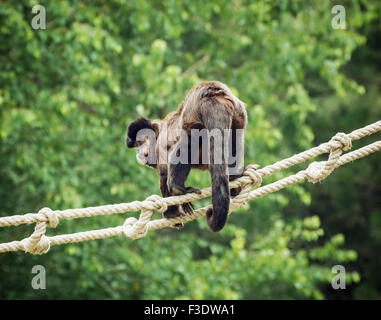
[{"left": 1, "top": 0, "right": 379, "bottom": 299}]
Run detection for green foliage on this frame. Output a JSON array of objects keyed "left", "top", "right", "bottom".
[{"left": 0, "top": 0, "right": 379, "bottom": 299}]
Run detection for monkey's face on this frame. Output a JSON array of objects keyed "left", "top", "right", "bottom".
[
  {"left": 126, "top": 118, "right": 160, "bottom": 168},
  {"left": 135, "top": 135, "right": 156, "bottom": 167}
]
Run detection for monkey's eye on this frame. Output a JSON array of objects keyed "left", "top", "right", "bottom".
[{"left": 136, "top": 141, "right": 144, "bottom": 147}]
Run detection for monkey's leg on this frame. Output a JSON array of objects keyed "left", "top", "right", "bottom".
[
  {"left": 158, "top": 164, "right": 184, "bottom": 228},
  {"left": 158, "top": 165, "right": 169, "bottom": 198},
  {"left": 169, "top": 164, "right": 201, "bottom": 215},
  {"left": 228, "top": 128, "right": 245, "bottom": 197},
  {"left": 166, "top": 136, "right": 201, "bottom": 215},
  {"left": 158, "top": 165, "right": 181, "bottom": 226}
]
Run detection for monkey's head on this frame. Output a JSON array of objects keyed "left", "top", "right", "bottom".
[{"left": 126, "top": 117, "right": 160, "bottom": 167}]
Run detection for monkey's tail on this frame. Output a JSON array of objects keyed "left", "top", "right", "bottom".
[{"left": 202, "top": 93, "right": 232, "bottom": 232}]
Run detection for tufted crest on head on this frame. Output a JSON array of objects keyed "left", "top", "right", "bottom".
[{"left": 126, "top": 118, "right": 154, "bottom": 148}]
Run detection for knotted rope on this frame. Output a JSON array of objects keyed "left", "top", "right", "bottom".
[{"left": 0, "top": 120, "right": 380, "bottom": 254}]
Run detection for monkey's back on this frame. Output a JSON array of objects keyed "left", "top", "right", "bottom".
[{"left": 180, "top": 81, "right": 247, "bottom": 132}]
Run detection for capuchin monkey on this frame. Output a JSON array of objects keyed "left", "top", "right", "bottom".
[{"left": 126, "top": 81, "right": 247, "bottom": 232}]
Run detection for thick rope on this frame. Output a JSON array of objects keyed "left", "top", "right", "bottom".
[{"left": 0, "top": 121, "right": 380, "bottom": 254}]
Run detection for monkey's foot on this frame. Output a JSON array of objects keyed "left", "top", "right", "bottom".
[
  {"left": 162, "top": 205, "right": 186, "bottom": 229},
  {"left": 181, "top": 202, "right": 195, "bottom": 215},
  {"left": 229, "top": 164, "right": 260, "bottom": 181},
  {"left": 163, "top": 206, "right": 185, "bottom": 229},
  {"left": 182, "top": 187, "right": 201, "bottom": 214},
  {"left": 170, "top": 184, "right": 201, "bottom": 196},
  {"left": 169, "top": 184, "right": 201, "bottom": 215},
  {"left": 229, "top": 164, "right": 260, "bottom": 197},
  {"left": 185, "top": 187, "right": 202, "bottom": 194},
  {"left": 230, "top": 186, "right": 242, "bottom": 197},
  {"left": 163, "top": 205, "right": 181, "bottom": 219},
  {"left": 162, "top": 199, "right": 194, "bottom": 215}
]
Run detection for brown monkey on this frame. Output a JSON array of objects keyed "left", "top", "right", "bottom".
[{"left": 126, "top": 81, "right": 247, "bottom": 232}]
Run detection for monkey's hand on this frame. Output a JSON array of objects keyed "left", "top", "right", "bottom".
[
  {"left": 181, "top": 202, "right": 194, "bottom": 215},
  {"left": 170, "top": 185, "right": 201, "bottom": 196},
  {"left": 229, "top": 164, "right": 260, "bottom": 197},
  {"left": 163, "top": 205, "right": 185, "bottom": 229},
  {"left": 170, "top": 184, "right": 201, "bottom": 215}
]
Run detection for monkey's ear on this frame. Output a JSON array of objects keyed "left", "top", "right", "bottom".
[
  {"left": 126, "top": 117, "right": 154, "bottom": 148},
  {"left": 150, "top": 120, "right": 161, "bottom": 136}
]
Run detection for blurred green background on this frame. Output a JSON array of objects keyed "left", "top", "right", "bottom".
[{"left": 0, "top": 0, "right": 380, "bottom": 299}]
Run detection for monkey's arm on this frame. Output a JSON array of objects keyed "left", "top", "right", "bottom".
[
  {"left": 157, "top": 164, "right": 180, "bottom": 218},
  {"left": 157, "top": 164, "right": 186, "bottom": 229},
  {"left": 158, "top": 165, "right": 170, "bottom": 198}
]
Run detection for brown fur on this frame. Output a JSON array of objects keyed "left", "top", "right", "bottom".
[{"left": 126, "top": 81, "right": 247, "bottom": 231}]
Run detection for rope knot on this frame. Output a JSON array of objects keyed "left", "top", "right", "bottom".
[
  {"left": 305, "top": 161, "right": 326, "bottom": 183},
  {"left": 145, "top": 195, "right": 168, "bottom": 214},
  {"left": 331, "top": 132, "right": 352, "bottom": 152},
  {"left": 39, "top": 207, "right": 59, "bottom": 228},
  {"left": 22, "top": 235, "right": 51, "bottom": 255},
  {"left": 243, "top": 164, "right": 262, "bottom": 187},
  {"left": 123, "top": 217, "right": 149, "bottom": 240},
  {"left": 306, "top": 133, "right": 352, "bottom": 184}
]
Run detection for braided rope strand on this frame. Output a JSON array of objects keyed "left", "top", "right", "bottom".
[{"left": 0, "top": 121, "right": 380, "bottom": 254}]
